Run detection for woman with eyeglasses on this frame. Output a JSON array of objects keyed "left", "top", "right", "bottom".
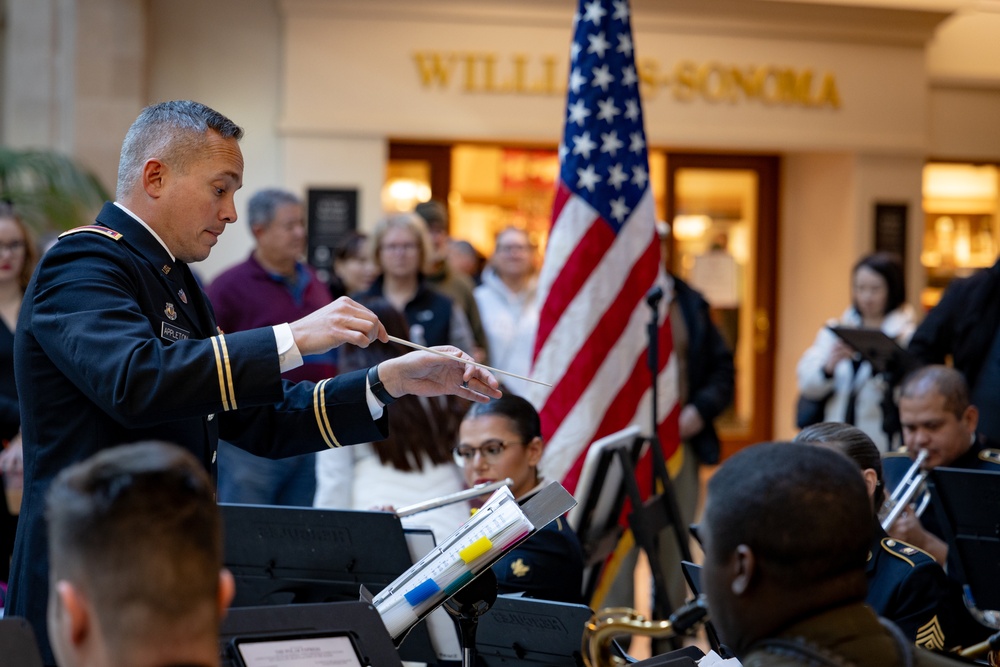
[
  {"left": 358, "top": 212, "right": 475, "bottom": 354},
  {"left": 0, "top": 202, "right": 38, "bottom": 603},
  {"left": 313, "top": 296, "right": 469, "bottom": 544},
  {"left": 456, "top": 393, "right": 584, "bottom": 604}
]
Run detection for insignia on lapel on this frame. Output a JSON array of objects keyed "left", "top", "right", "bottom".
[
  {"left": 164, "top": 302, "right": 177, "bottom": 321},
  {"left": 178, "top": 289, "right": 188, "bottom": 304},
  {"left": 162, "top": 264, "right": 172, "bottom": 275},
  {"left": 510, "top": 558, "right": 530, "bottom": 578}
]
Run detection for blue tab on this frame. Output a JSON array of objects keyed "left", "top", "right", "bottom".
[{"left": 404, "top": 578, "right": 440, "bottom": 607}]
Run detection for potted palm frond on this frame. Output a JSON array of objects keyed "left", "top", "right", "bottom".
[{"left": 0, "top": 147, "right": 110, "bottom": 236}]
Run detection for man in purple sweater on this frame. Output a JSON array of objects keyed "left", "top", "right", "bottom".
[{"left": 207, "top": 188, "right": 335, "bottom": 505}]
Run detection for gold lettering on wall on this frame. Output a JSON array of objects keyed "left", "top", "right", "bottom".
[{"left": 412, "top": 51, "right": 841, "bottom": 109}]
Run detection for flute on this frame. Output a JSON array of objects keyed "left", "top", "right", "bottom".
[{"left": 395, "top": 478, "right": 514, "bottom": 517}]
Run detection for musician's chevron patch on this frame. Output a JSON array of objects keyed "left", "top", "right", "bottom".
[{"left": 915, "top": 615, "right": 945, "bottom": 651}]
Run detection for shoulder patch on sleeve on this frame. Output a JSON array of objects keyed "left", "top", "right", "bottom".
[
  {"left": 915, "top": 615, "right": 945, "bottom": 651},
  {"left": 979, "top": 449, "right": 1000, "bottom": 465},
  {"left": 58, "top": 225, "right": 123, "bottom": 241},
  {"left": 880, "top": 537, "right": 933, "bottom": 566}
]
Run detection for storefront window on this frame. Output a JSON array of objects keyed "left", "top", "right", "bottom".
[{"left": 921, "top": 163, "right": 999, "bottom": 307}]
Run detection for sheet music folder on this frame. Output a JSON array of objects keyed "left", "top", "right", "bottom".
[
  {"left": 475, "top": 594, "right": 593, "bottom": 667},
  {"left": 928, "top": 467, "right": 1000, "bottom": 610},
  {"left": 219, "top": 601, "right": 402, "bottom": 667},
  {"left": 220, "top": 503, "right": 437, "bottom": 663},
  {"left": 826, "top": 326, "right": 919, "bottom": 376},
  {"left": 566, "top": 426, "right": 645, "bottom": 602},
  {"left": 368, "top": 482, "right": 577, "bottom": 641}
]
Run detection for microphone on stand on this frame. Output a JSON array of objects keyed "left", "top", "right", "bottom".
[{"left": 646, "top": 285, "right": 664, "bottom": 309}]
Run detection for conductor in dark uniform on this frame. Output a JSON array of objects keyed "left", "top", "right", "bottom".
[{"left": 8, "top": 100, "right": 501, "bottom": 665}]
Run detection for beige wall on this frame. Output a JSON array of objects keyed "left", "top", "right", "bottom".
[
  {"left": 2, "top": 0, "right": 144, "bottom": 192},
  {"left": 776, "top": 153, "right": 856, "bottom": 438}
]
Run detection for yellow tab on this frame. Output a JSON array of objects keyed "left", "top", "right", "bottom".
[{"left": 459, "top": 536, "right": 493, "bottom": 564}]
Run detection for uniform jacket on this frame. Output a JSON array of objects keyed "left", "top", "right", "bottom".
[
  {"left": 866, "top": 531, "right": 954, "bottom": 650},
  {"left": 908, "top": 258, "right": 1000, "bottom": 391},
  {"left": 493, "top": 513, "right": 584, "bottom": 605},
  {"left": 9, "top": 202, "right": 386, "bottom": 664},
  {"left": 742, "top": 602, "right": 971, "bottom": 667}
]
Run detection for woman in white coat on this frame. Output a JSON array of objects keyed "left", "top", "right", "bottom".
[{"left": 797, "top": 252, "right": 916, "bottom": 453}]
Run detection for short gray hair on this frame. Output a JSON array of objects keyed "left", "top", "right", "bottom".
[
  {"left": 116, "top": 100, "right": 243, "bottom": 199},
  {"left": 246, "top": 188, "right": 302, "bottom": 230}
]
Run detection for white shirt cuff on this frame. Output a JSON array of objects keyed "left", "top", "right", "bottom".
[
  {"left": 274, "top": 323, "right": 382, "bottom": 420},
  {"left": 273, "top": 323, "right": 303, "bottom": 372}
]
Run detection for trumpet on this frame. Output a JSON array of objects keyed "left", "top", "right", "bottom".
[
  {"left": 582, "top": 596, "right": 709, "bottom": 667},
  {"left": 880, "top": 449, "right": 931, "bottom": 532}
]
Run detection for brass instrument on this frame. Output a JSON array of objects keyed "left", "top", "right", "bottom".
[
  {"left": 582, "top": 596, "right": 709, "bottom": 667},
  {"left": 880, "top": 450, "right": 931, "bottom": 532}
]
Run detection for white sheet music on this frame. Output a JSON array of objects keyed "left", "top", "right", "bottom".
[{"left": 373, "top": 486, "right": 534, "bottom": 639}]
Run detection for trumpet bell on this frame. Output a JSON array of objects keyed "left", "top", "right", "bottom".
[{"left": 880, "top": 450, "right": 931, "bottom": 532}]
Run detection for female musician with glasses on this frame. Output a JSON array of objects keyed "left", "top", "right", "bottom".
[{"left": 456, "top": 393, "right": 584, "bottom": 604}]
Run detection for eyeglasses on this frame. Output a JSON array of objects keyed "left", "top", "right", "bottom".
[
  {"left": 0, "top": 240, "right": 25, "bottom": 254},
  {"left": 495, "top": 243, "right": 531, "bottom": 254},
  {"left": 452, "top": 439, "right": 520, "bottom": 466},
  {"left": 381, "top": 242, "right": 419, "bottom": 254}
]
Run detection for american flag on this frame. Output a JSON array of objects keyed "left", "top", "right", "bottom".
[{"left": 530, "top": 0, "right": 680, "bottom": 497}]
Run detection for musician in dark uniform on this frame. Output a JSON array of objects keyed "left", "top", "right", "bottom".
[
  {"left": 8, "top": 100, "right": 501, "bottom": 665},
  {"left": 795, "top": 422, "right": 964, "bottom": 651},
  {"left": 457, "top": 393, "right": 584, "bottom": 604},
  {"left": 889, "top": 365, "right": 1000, "bottom": 565},
  {"left": 700, "top": 442, "right": 969, "bottom": 666}
]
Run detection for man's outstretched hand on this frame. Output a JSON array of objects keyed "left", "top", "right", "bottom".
[{"left": 378, "top": 346, "right": 503, "bottom": 403}]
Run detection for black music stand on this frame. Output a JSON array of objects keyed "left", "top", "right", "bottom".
[
  {"left": 220, "top": 503, "right": 438, "bottom": 663},
  {"left": 928, "top": 467, "right": 1000, "bottom": 610},
  {"left": 827, "top": 326, "right": 920, "bottom": 444},
  {"left": 827, "top": 326, "right": 919, "bottom": 377},
  {"left": 0, "top": 618, "right": 44, "bottom": 667},
  {"left": 475, "top": 594, "right": 594, "bottom": 667},
  {"left": 220, "top": 601, "right": 402, "bottom": 667},
  {"left": 680, "top": 561, "right": 727, "bottom": 657},
  {"left": 568, "top": 425, "right": 645, "bottom": 602},
  {"left": 627, "top": 287, "right": 692, "bottom": 645}
]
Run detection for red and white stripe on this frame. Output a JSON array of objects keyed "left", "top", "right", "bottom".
[{"left": 528, "top": 185, "right": 680, "bottom": 495}]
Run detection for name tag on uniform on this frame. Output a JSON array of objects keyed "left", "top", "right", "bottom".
[{"left": 161, "top": 321, "right": 191, "bottom": 342}]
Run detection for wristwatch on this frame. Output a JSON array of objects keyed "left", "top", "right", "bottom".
[{"left": 368, "top": 364, "right": 397, "bottom": 406}]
